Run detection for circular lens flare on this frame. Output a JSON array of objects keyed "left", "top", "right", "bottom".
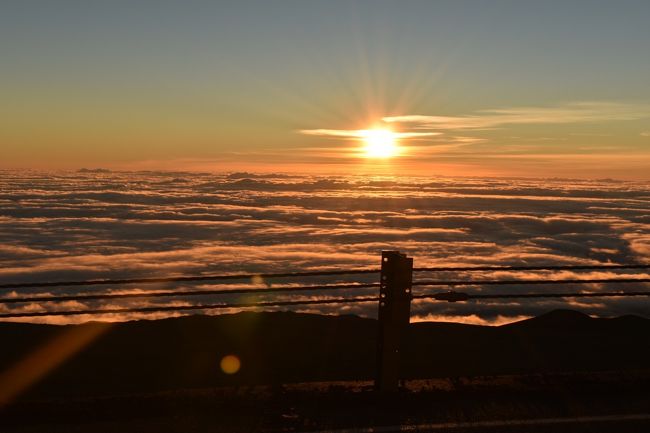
[
  {"left": 361, "top": 129, "right": 398, "bottom": 158},
  {"left": 220, "top": 355, "right": 241, "bottom": 374}
]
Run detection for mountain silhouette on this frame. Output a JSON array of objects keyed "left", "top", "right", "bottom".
[
  {"left": 0, "top": 310, "right": 648, "bottom": 401},
  {"left": 502, "top": 309, "right": 593, "bottom": 330}
]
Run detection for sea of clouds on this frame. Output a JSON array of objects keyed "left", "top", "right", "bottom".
[{"left": 0, "top": 169, "right": 648, "bottom": 325}]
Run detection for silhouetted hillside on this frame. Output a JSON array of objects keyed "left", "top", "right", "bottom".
[{"left": 1, "top": 310, "right": 649, "bottom": 401}]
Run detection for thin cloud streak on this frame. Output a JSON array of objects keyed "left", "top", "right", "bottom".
[
  {"left": 298, "top": 129, "right": 440, "bottom": 139},
  {"left": 382, "top": 102, "right": 650, "bottom": 130}
]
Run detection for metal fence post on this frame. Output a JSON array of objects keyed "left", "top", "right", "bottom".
[{"left": 375, "top": 251, "right": 413, "bottom": 392}]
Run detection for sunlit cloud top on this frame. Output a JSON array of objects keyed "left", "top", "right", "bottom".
[{"left": 1, "top": 170, "right": 648, "bottom": 324}]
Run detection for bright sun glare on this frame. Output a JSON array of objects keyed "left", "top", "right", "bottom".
[{"left": 360, "top": 129, "right": 399, "bottom": 158}]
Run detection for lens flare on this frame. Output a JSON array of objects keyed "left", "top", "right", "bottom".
[{"left": 220, "top": 354, "right": 241, "bottom": 374}]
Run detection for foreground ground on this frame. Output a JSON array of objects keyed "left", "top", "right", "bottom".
[{"left": 2, "top": 371, "right": 650, "bottom": 432}]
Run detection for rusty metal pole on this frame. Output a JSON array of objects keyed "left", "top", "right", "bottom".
[{"left": 375, "top": 251, "right": 413, "bottom": 392}]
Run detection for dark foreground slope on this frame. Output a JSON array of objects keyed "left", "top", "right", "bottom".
[{"left": 1, "top": 309, "right": 649, "bottom": 401}]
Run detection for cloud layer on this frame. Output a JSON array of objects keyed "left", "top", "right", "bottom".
[{"left": 0, "top": 170, "right": 648, "bottom": 324}]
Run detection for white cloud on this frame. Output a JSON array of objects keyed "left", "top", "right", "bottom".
[{"left": 0, "top": 171, "right": 648, "bottom": 324}]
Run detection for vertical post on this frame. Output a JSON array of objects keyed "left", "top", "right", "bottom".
[{"left": 375, "top": 251, "right": 413, "bottom": 392}]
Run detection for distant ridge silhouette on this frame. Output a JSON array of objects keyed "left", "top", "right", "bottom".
[
  {"left": 1, "top": 310, "right": 649, "bottom": 401},
  {"left": 504, "top": 309, "right": 593, "bottom": 328}
]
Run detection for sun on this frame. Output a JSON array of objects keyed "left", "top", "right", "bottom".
[{"left": 360, "top": 128, "right": 399, "bottom": 158}]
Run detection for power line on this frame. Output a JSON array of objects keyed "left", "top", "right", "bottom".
[
  {"left": 414, "top": 291, "right": 650, "bottom": 302},
  {"left": 0, "top": 296, "right": 380, "bottom": 319},
  {"left": 0, "top": 269, "right": 381, "bottom": 290},
  {"left": 3, "top": 289, "right": 649, "bottom": 318},
  {"left": 4, "top": 278, "right": 648, "bottom": 305},
  {"left": 411, "top": 277, "right": 650, "bottom": 287},
  {"left": 413, "top": 264, "right": 650, "bottom": 272},
  {"left": 2, "top": 260, "right": 650, "bottom": 319},
  {"left": 472, "top": 291, "right": 650, "bottom": 299},
  {"left": 2, "top": 277, "right": 648, "bottom": 306},
  {"left": 0, "top": 282, "right": 380, "bottom": 305},
  {"left": 3, "top": 264, "right": 648, "bottom": 291}
]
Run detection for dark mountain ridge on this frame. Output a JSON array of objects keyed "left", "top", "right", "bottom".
[{"left": 1, "top": 310, "right": 649, "bottom": 401}]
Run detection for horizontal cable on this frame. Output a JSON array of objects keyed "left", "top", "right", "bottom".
[
  {"left": 413, "top": 264, "right": 650, "bottom": 272},
  {"left": 4, "top": 290, "right": 649, "bottom": 318},
  {"left": 472, "top": 291, "right": 650, "bottom": 299},
  {"left": 3, "top": 264, "right": 648, "bottom": 291},
  {"left": 413, "top": 291, "right": 650, "bottom": 302},
  {"left": 412, "top": 278, "right": 650, "bottom": 287},
  {"left": 0, "top": 296, "right": 380, "bottom": 319},
  {"left": 0, "top": 283, "right": 380, "bottom": 305},
  {"left": 0, "top": 269, "right": 380, "bottom": 290}
]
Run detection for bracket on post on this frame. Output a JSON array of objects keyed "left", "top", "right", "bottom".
[{"left": 375, "top": 251, "right": 413, "bottom": 392}]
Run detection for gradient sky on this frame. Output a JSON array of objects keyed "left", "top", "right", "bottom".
[{"left": 1, "top": 0, "right": 649, "bottom": 178}]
